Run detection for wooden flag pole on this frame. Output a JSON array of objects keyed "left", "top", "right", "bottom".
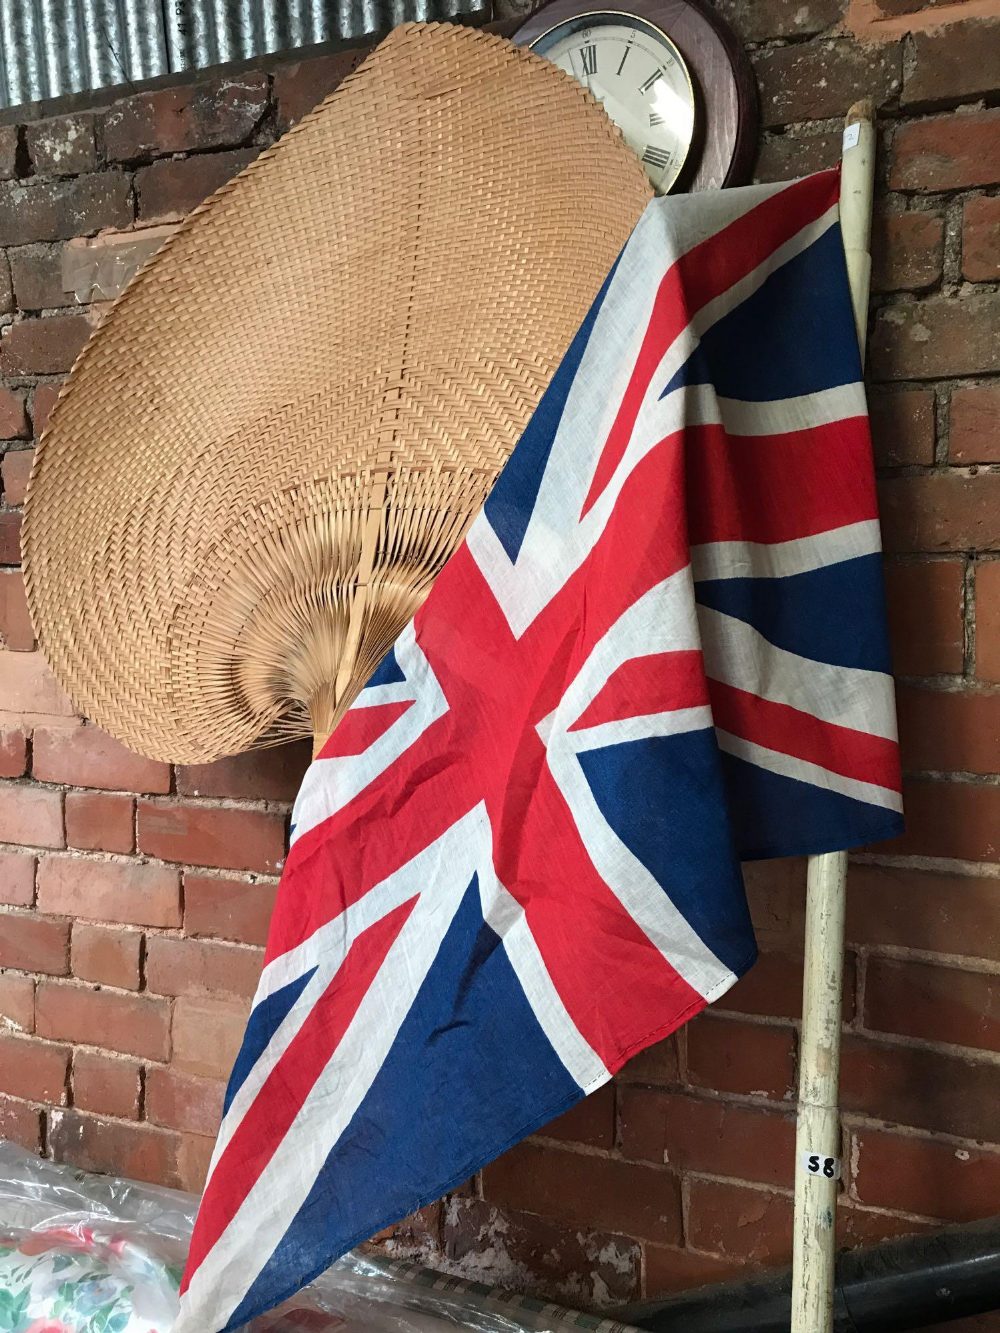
[{"left": 790, "top": 99, "right": 875, "bottom": 1333}]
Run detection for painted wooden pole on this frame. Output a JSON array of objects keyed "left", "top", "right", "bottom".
[{"left": 789, "top": 98, "right": 875, "bottom": 1333}]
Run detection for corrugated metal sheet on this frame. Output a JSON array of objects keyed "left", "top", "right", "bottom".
[{"left": 0, "top": 0, "right": 490, "bottom": 111}]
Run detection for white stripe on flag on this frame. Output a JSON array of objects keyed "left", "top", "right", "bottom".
[
  {"left": 690, "top": 519, "right": 883, "bottom": 583},
  {"left": 717, "top": 731, "right": 904, "bottom": 812},
  {"left": 697, "top": 606, "right": 898, "bottom": 742}
]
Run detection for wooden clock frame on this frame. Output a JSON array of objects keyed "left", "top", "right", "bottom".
[{"left": 512, "top": 0, "right": 759, "bottom": 193}]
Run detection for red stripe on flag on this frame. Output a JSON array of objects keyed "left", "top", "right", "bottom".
[
  {"left": 580, "top": 171, "right": 840, "bottom": 518},
  {"left": 319, "top": 700, "right": 413, "bottom": 758},
  {"left": 684, "top": 417, "right": 877, "bottom": 546},
  {"left": 570, "top": 650, "right": 708, "bottom": 732},
  {"left": 708, "top": 680, "right": 902, "bottom": 794},
  {"left": 182, "top": 895, "right": 416, "bottom": 1291}
]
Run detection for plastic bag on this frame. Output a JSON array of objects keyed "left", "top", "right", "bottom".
[{"left": 0, "top": 1143, "right": 639, "bottom": 1333}]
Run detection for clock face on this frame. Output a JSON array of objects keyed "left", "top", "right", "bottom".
[{"left": 530, "top": 12, "right": 697, "bottom": 194}]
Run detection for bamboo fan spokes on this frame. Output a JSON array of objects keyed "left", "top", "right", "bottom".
[
  {"left": 23, "top": 22, "right": 651, "bottom": 764},
  {"left": 171, "top": 464, "right": 496, "bottom": 760}
]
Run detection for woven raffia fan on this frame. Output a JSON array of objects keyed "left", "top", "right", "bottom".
[{"left": 23, "top": 22, "right": 651, "bottom": 764}]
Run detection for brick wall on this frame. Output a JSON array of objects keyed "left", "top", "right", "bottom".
[{"left": 1, "top": 2, "right": 999, "bottom": 1325}]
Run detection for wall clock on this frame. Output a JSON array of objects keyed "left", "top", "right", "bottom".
[{"left": 513, "top": 0, "right": 758, "bottom": 194}]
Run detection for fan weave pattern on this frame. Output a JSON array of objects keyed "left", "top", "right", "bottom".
[{"left": 23, "top": 22, "right": 651, "bottom": 763}]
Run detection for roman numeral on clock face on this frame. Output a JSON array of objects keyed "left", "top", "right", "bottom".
[
  {"left": 580, "top": 44, "right": 597, "bottom": 75},
  {"left": 641, "top": 144, "right": 670, "bottom": 170},
  {"left": 639, "top": 72, "right": 662, "bottom": 94},
  {"left": 649, "top": 110, "right": 665, "bottom": 126}
]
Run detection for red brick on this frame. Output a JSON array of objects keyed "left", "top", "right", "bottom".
[
  {"left": 871, "top": 296, "right": 1000, "bottom": 382},
  {"left": 138, "top": 800, "right": 285, "bottom": 873},
  {"left": 172, "top": 994, "right": 249, "bottom": 1078},
  {"left": 136, "top": 147, "right": 259, "bottom": 222},
  {"left": 878, "top": 474, "right": 1000, "bottom": 554},
  {"left": 36, "top": 979, "right": 169, "bottom": 1060},
  {"left": 0, "top": 174, "right": 131, "bottom": 245},
  {"left": 177, "top": 739, "right": 310, "bottom": 802},
  {"left": 183, "top": 872, "right": 277, "bottom": 945},
  {"left": 752, "top": 41, "right": 900, "bottom": 129},
  {"left": 868, "top": 388, "right": 935, "bottom": 467},
  {"left": 643, "top": 1244, "right": 744, "bottom": 1299},
  {"left": 841, "top": 1034, "right": 1000, "bottom": 1142},
  {"left": 846, "top": 863, "right": 1000, "bottom": 962},
  {"left": 444, "top": 1197, "right": 640, "bottom": 1304},
  {"left": 65, "top": 790, "right": 134, "bottom": 853},
  {"left": 0, "top": 572, "right": 32, "bottom": 650},
  {"left": 619, "top": 1033, "right": 681, "bottom": 1086},
  {"left": 877, "top": 778, "right": 1000, "bottom": 862},
  {"left": 838, "top": 1202, "right": 931, "bottom": 1248},
  {"left": 0, "top": 650, "right": 74, "bottom": 715},
  {"left": 0, "top": 971, "right": 33, "bottom": 1031},
  {"left": 902, "top": 18, "right": 1000, "bottom": 109},
  {"left": 686, "top": 1015, "right": 796, "bottom": 1101},
  {"left": 274, "top": 49, "right": 366, "bottom": 128},
  {"left": 72, "top": 1048, "right": 141, "bottom": 1119},
  {"left": 854, "top": 1127, "right": 1000, "bottom": 1221},
  {"left": 0, "top": 784, "right": 63, "bottom": 849},
  {"left": 483, "top": 1141, "right": 682, "bottom": 1246},
  {"left": 951, "top": 386, "right": 1000, "bottom": 464},
  {"left": 896, "top": 684, "right": 1000, "bottom": 775},
  {"left": 0, "top": 911, "right": 69, "bottom": 974},
  {"left": 884, "top": 559, "right": 964, "bottom": 675},
  {"left": 963, "top": 196, "right": 1000, "bottom": 284},
  {"left": 0, "top": 386, "right": 28, "bottom": 438},
  {"left": 0, "top": 1031, "right": 68, "bottom": 1100},
  {"left": 0, "top": 1094, "right": 43, "bottom": 1152},
  {"left": 71, "top": 922, "right": 142, "bottom": 989},
  {"left": 49, "top": 1108, "right": 182, "bottom": 1188},
  {"left": 145, "top": 1065, "right": 226, "bottom": 1136},
  {"left": 891, "top": 110, "right": 1000, "bottom": 192},
  {"left": 538, "top": 1081, "right": 615, "bottom": 1149},
  {"left": 145, "top": 934, "right": 262, "bottom": 1000},
  {"left": 31, "top": 382, "right": 62, "bottom": 436},
  {"left": 871, "top": 211, "right": 943, "bottom": 294},
  {"left": 8, "top": 244, "right": 71, "bottom": 311},
  {"left": 1, "top": 449, "right": 32, "bottom": 504},
  {"left": 754, "top": 128, "right": 841, "bottom": 185},
  {"left": 0, "top": 851, "right": 34, "bottom": 907},
  {"left": 864, "top": 956, "right": 1000, "bottom": 1055},
  {"left": 978, "top": 561, "right": 1000, "bottom": 683},
  {"left": 103, "top": 73, "right": 269, "bottom": 160},
  {"left": 0, "top": 313, "right": 93, "bottom": 374},
  {"left": 0, "top": 727, "right": 27, "bottom": 778},
  {"left": 0, "top": 550, "right": 29, "bottom": 631},
  {"left": 36, "top": 855, "right": 180, "bottom": 927},
  {"left": 687, "top": 1178, "right": 792, "bottom": 1263},
  {"left": 0, "top": 126, "right": 16, "bottom": 179},
  {"left": 33, "top": 721, "right": 170, "bottom": 793},
  {"left": 620, "top": 1087, "right": 795, "bottom": 1187},
  {"left": 173, "top": 1132, "right": 211, "bottom": 1193},
  {"left": 709, "top": 0, "right": 846, "bottom": 43},
  {"left": 28, "top": 112, "right": 98, "bottom": 176},
  {"left": 0, "top": 510, "right": 21, "bottom": 563},
  {"left": 743, "top": 857, "right": 808, "bottom": 951}
]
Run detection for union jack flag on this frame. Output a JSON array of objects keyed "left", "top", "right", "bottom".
[{"left": 177, "top": 169, "right": 903, "bottom": 1332}]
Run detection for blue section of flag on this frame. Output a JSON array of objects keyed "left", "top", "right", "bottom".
[
  {"left": 226, "top": 876, "right": 582, "bottom": 1329},
  {"left": 695, "top": 555, "right": 893, "bottom": 674},
  {"left": 366, "top": 648, "right": 406, "bottom": 688},
  {"left": 661, "top": 225, "right": 860, "bottom": 401},
  {"left": 224, "top": 968, "right": 316, "bottom": 1114},
  {"left": 578, "top": 730, "right": 756, "bottom": 976},
  {"left": 484, "top": 255, "right": 622, "bottom": 564},
  {"left": 721, "top": 753, "right": 902, "bottom": 860}
]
